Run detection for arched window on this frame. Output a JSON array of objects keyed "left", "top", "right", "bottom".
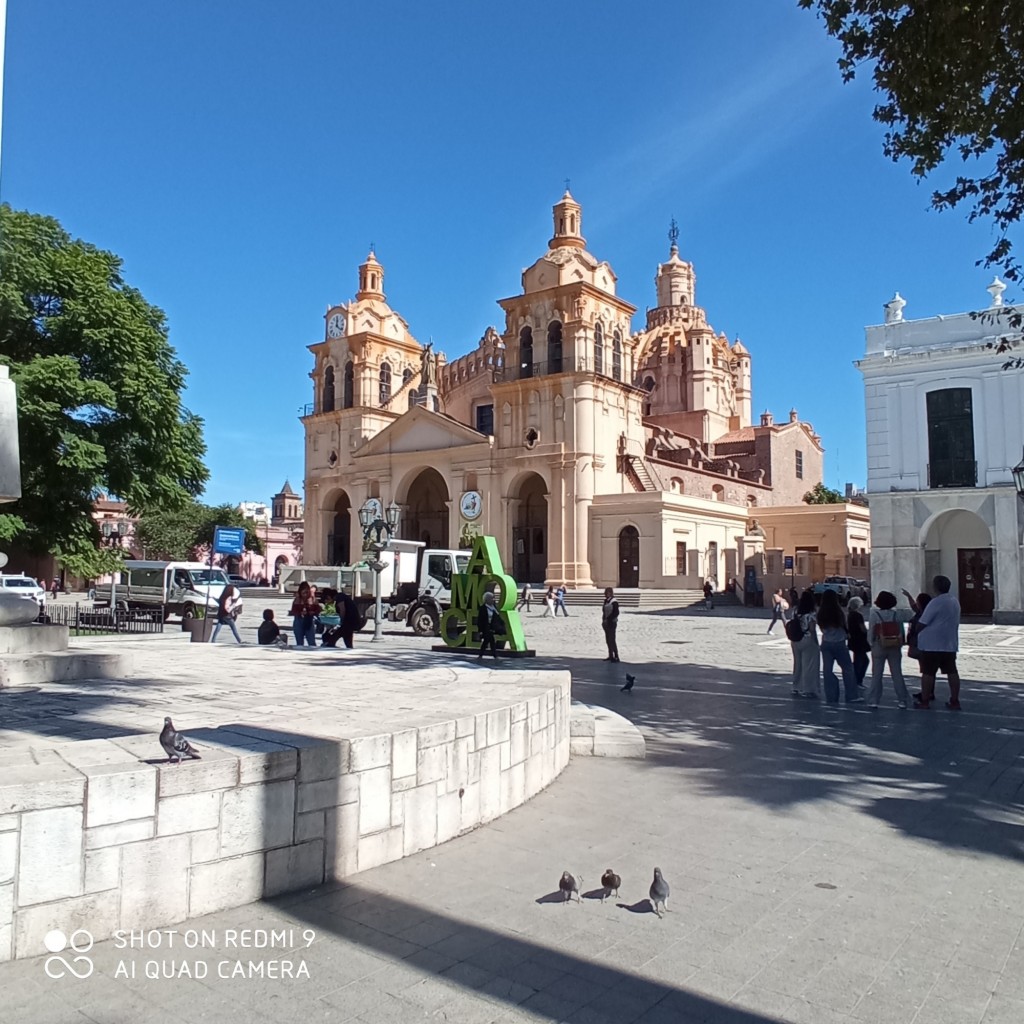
[
  {"left": 343, "top": 361, "right": 354, "bottom": 408},
  {"left": 712, "top": 484, "right": 725, "bottom": 501},
  {"left": 379, "top": 362, "right": 392, "bottom": 405},
  {"left": 594, "top": 323, "right": 604, "bottom": 375},
  {"left": 322, "top": 365, "right": 335, "bottom": 412},
  {"left": 408, "top": 392, "right": 417, "bottom": 410},
  {"left": 547, "top": 320, "right": 563, "bottom": 374},
  {"left": 612, "top": 330, "right": 623, "bottom": 381},
  {"left": 402, "top": 367, "right": 413, "bottom": 386},
  {"left": 519, "top": 326, "right": 534, "bottom": 379},
  {"left": 643, "top": 376, "right": 656, "bottom": 393}
]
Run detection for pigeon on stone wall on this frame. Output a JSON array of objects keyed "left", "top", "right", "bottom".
[
  {"left": 649, "top": 867, "right": 670, "bottom": 918},
  {"left": 559, "top": 871, "right": 581, "bottom": 905},
  {"left": 621, "top": 674, "right": 635, "bottom": 692},
  {"left": 600, "top": 869, "right": 621, "bottom": 902},
  {"left": 160, "top": 717, "right": 201, "bottom": 764}
]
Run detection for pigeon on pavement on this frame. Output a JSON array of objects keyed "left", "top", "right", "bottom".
[
  {"left": 558, "top": 871, "right": 581, "bottom": 905},
  {"left": 160, "top": 717, "right": 201, "bottom": 764},
  {"left": 621, "top": 674, "right": 635, "bottom": 693},
  {"left": 600, "top": 869, "right": 621, "bottom": 902},
  {"left": 649, "top": 867, "right": 670, "bottom": 918}
]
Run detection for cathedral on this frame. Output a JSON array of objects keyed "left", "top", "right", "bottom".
[{"left": 302, "top": 192, "right": 824, "bottom": 589}]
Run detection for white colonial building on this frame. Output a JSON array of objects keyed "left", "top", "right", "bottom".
[{"left": 858, "top": 281, "right": 1024, "bottom": 621}]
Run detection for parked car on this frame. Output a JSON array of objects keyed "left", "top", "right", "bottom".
[
  {"left": 0, "top": 574, "right": 46, "bottom": 604},
  {"left": 821, "top": 575, "right": 860, "bottom": 602},
  {"left": 227, "top": 574, "right": 259, "bottom": 588}
]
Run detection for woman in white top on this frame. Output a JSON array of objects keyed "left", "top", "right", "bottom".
[
  {"left": 866, "top": 590, "right": 911, "bottom": 709},
  {"left": 212, "top": 585, "right": 244, "bottom": 644}
]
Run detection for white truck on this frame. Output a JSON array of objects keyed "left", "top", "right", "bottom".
[
  {"left": 94, "top": 561, "right": 230, "bottom": 619},
  {"left": 279, "top": 541, "right": 470, "bottom": 635}
]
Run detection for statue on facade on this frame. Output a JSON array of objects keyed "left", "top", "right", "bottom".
[
  {"left": 422, "top": 342, "right": 438, "bottom": 387},
  {"left": 747, "top": 518, "right": 765, "bottom": 537}
]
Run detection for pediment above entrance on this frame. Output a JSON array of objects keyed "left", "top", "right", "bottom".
[{"left": 353, "top": 405, "right": 490, "bottom": 457}]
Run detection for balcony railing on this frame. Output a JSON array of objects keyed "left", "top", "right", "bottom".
[
  {"left": 493, "top": 356, "right": 625, "bottom": 383},
  {"left": 927, "top": 459, "right": 978, "bottom": 488}
]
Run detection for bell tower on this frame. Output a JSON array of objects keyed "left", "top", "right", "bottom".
[
  {"left": 356, "top": 248, "right": 385, "bottom": 301},
  {"left": 549, "top": 189, "right": 585, "bottom": 250}
]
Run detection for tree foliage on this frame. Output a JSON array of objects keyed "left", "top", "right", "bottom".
[
  {"left": 800, "top": 1, "right": 1024, "bottom": 280},
  {"left": 134, "top": 501, "right": 264, "bottom": 562},
  {"left": 0, "top": 205, "right": 208, "bottom": 577},
  {"left": 803, "top": 482, "right": 846, "bottom": 504}
]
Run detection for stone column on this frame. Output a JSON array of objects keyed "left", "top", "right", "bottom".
[{"left": 0, "top": 364, "right": 20, "bottom": 503}]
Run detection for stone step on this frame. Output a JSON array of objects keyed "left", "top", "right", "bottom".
[
  {"left": 0, "top": 649, "right": 130, "bottom": 688},
  {"left": 569, "top": 701, "right": 646, "bottom": 759}
]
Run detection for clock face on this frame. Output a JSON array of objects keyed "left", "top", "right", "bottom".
[
  {"left": 327, "top": 312, "right": 346, "bottom": 339},
  {"left": 460, "top": 491, "right": 482, "bottom": 521}
]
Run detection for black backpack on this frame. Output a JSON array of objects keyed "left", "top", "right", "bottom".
[
  {"left": 785, "top": 616, "right": 805, "bottom": 642},
  {"left": 321, "top": 625, "right": 345, "bottom": 648}
]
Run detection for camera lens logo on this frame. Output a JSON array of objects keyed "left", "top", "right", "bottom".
[{"left": 43, "top": 929, "right": 94, "bottom": 979}]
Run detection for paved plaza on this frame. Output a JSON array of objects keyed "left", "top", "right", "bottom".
[{"left": 3, "top": 601, "right": 1024, "bottom": 1023}]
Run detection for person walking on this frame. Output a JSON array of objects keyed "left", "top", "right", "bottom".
[
  {"left": 542, "top": 585, "right": 556, "bottom": 618},
  {"left": 817, "top": 590, "right": 861, "bottom": 703},
  {"left": 554, "top": 585, "right": 570, "bottom": 617},
  {"left": 601, "top": 587, "right": 620, "bottom": 662},
  {"left": 211, "top": 585, "right": 244, "bottom": 644},
  {"left": 703, "top": 580, "right": 714, "bottom": 610},
  {"left": 867, "top": 591, "right": 911, "bottom": 709},
  {"left": 846, "top": 596, "right": 871, "bottom": 689},
  {"left": 289, "top": 581, "right": 320, "bottom": 647},
  {"left": 767, "top": 588, "right": 788, "bottom": 634},
  {"left": 913, "top": 575, "right": 962, "bottom": 710},
  {"left": 515, "top": 584, "right": 532, "bottom": 613},
  {"left": 476, "top": 591, "right": 502, "bottom": 660},
  {"left": 788, "top": 590, "right": 820, "bottom": 698}
]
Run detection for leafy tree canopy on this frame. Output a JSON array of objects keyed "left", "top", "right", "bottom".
[
  {"left": 804, "top": 482, "right": 846, "bottom": 504},
  {"left": 800, "top": 1, "right": 1024, "bottom": 280},
  {"left": 0, "top": 205, "right": 208, "bottom": 577},
  {"left": 135, "top": 501, "right": 264, "bottom": 562}
]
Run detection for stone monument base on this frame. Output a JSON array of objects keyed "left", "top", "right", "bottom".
[
  {"left": 431, "top": 645, "right": 536, "bottom": 658},
  {"left": 0, "top": 622, "right": 69, "bottom": 655}
]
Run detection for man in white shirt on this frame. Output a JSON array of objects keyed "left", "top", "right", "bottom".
[{"left": 914, "top": 575, "right": 961, "bottom": 710}]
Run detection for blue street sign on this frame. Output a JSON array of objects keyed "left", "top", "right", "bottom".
[
  {"left": 784, "top": 555, "right": 794, "bottom": 570},
  {"left": 213, "top": 526, "right": 246, "bottom": 555}
]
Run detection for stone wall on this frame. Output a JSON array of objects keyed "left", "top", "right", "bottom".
[{"left": 0, "top": 676, "right": 570, "bottom": 961}]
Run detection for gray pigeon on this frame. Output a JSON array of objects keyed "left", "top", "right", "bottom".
[
  {"left": 649, "top": 867, "right": 670, "bottom": 918},
  {"left": 600, "top": 869, "right": 621, "bottom": 902},
  {"left": 558, "top": 871, "right": 581, "bottom": 905},
  {"left": 160, "top": 717, "right": 201, "bottom": 764}
]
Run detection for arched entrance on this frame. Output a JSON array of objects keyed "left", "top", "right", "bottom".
[
  {"left": 327, "top": 492, "right": 351, "bottom": 566},
  {"left": 618, "top": 526, "right": 640, "bottom": 588},
  {"left": 403, "top": 468, "right": 450, "bottom": 548},
  {"left": 512, "top": 474, "right": 547, "bottom": 584},
  {"left": 923, "top": 508, "right": 993, "bottom": 616}
]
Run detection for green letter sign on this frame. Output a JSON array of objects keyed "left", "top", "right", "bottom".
[{"left": 441, "top": 535, "right": 527, "bottom": 652}]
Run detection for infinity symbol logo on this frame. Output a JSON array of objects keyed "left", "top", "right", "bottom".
[{"left": 43, "top": 929, "right": 94, "bottom": 979}]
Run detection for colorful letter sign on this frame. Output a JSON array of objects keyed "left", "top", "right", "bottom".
[{"left": 441, "top": 534, "right": 526, "bottom": 651}]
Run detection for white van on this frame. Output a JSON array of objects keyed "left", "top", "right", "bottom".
[{"left": 94, "top": 561, "right": 229, "bottom": 619}]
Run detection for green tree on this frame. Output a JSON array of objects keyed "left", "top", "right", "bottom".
[
  {"left": 0, "top": 205, "right": 208, "bottom": 577},
  {"left": 135, "top": 501, "right": 263, "bottom": 562},
  {"left": 803, "top": 482, "right": 846, "bottom": 504},
  {"left": 800, "top": 1, "right": 1024, "bottom": 280}
]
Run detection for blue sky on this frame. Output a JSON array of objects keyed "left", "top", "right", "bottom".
[{"left": 2, "top": 1, "right": 1014, "bottom": 505}]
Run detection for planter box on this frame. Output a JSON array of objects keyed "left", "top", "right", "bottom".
[{"left": 185, "top": 618, "right": 214, "bottom": 643}]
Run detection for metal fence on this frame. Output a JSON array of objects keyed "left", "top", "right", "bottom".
[{"left": 38, "top": 602, "right": 166, "bottom": 635}]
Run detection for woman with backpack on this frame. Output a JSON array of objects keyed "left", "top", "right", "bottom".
[
  {"left": 788, "top": 590, "right": 820, "bottom": 698},
  {"left": 867, "top": 591, "right": 911, "bottom": 709},
  {"left": 816, "top": 590, "right": 861, "bottom": 703}
]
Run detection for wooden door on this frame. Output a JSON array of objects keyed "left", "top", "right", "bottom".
[
  {"left": 958, "top": 548, "right": 994, "bottom": 617},
  {"left": 618, "top": 526, "right": 640, "bottom": 588}
]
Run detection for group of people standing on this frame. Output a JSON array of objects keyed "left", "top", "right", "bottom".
[{"left": 775, "top": 576, "right": 961, "bottom": 709}]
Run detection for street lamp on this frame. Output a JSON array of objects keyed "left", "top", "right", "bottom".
[
  {"left": 1013, "top": 448, "right": 1024, "bottom": 501},
  {"left": 358, "top": 499, "right": 402, "bottom": 642}
]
